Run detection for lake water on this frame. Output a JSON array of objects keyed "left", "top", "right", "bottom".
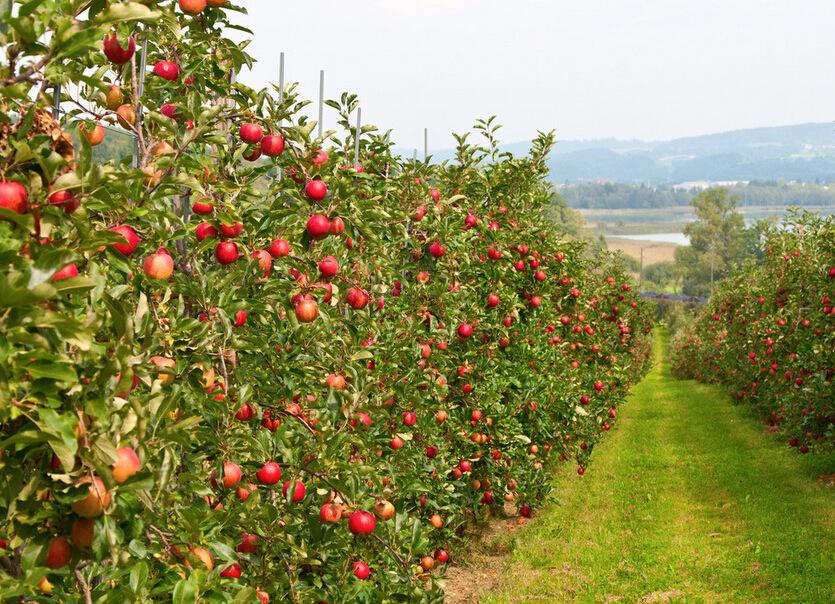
[{"left": 614, "top": 233, "right": 690, "bottom": 245}]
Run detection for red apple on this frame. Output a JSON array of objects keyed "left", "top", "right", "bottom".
[
  {"left": 153, "top": 60, "right": 180, "bottom": 81},
  {"left": 102, "top": 32, "right": 135, "bottom": 64},
  {"left": 71, "top": 476, "right": 110, "bottom": 518},
  {"left": 352, "top": 561, "right": 370, "bottom": 580},
  {"left": 195, "top": 222, "right": 219, "bottom": 241},
  {"left": 268, "top": 238, "right": 290, "bottom": 258},
  {"left": 305, "top": 180, "right": 328, "bottom": 202},
  {"left": 0, "top": 181, "right": 28, "bottom": 214},
  {"left": 239, "top": 122, "right": 263, "bottom": 144},
  {"left": 319, "top": 503, "right": 341, "bottom": 523},
  {"left": 260, "top": 134, "right": 285, "bottom": 157},
  {"left": 294, "top": 296, "right": 319, "bottom": 323},
  {"left": 111, "top": 225, "right": 140, "bottom": 256},
  {"left": 143, "top": 248, "right": 174, "bottom": 279},
  {"left": 44, "top": 536, "right": 71, "bottom": 569},
  {"left": 51, "top": 264, "right": 79, "bottom": 282},
  {"left": 307, "top": 214, "right": 331, "bottom": 239},
  {"left": 220, "top": 563, "right": 242, "bottom": 578},
  {"left": 256, "top": 461, "right": 282, "bottom": 485},
  {"left": 318, "top": 256, "right": 339, "bottom": 278},
  {"left": 215, "top": 241, "right": 239, "bottom": 265},
  {"left": 457, "top": 323, "right": 473, "bottom": 339},
  {"left": 282, "top": 480, "right": 306, "bottom": 503},
  {"left": 348, "top": 510, "right": 376, "bottom": 535},
  {"left": 111, "top": 447, "right": 141, "bottom": 483},
  {"left": 48, "top": 189, "right": 80, "bottom": 214}
]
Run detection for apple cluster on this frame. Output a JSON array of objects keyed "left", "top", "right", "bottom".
[{"left": 0, "top": 1, "right": 653, "bottom": 601}]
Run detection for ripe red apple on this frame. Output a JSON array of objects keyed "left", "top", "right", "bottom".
[
  {"left": 195, "top": 222, "right": 219, "bottom": 241},
  {"left": 282, "top": 480, "right": 306, "bottom": 503},
  {"left": 330, "top": 216, "right": 346, "bottom": 235},
  {"left": 192, "top": 198, "right": 214, "bottom": 214},
  {"left": 222, "top": 462, "right": 242, "bottom": 488},
  {"left": 110, "top": 225, "right": 140, "bottom": 256},
  {"left": 256, "top": 461, "right": 282, "bottom": 485},
  {"left": 0, "top": 181, "right": 28, "bottom": 214},
  {"left": 458, "top": 459, "right": 472, "bottom": 473},
  {"left": 111, "top": 447, "right": 141, "bottom": 483},
  {"left": 143, "top": 248, "right": 174, "bottom": 279},
  {"left": 428, "top": 241, "right": 446, "bottom": 258},
  {"left": 305, "top": 180, "right": 328, "bottom": 202},
  {"left": 294, "top": 296, "right": 319, "bottom": 323},
  {"left": 425, "top": 445, "right": 438, "bottom": 458},
  {"left": 102, "top": 32, "right": 135, "bottom": 64},
  {"left": 71, "top": 476, "right": 110, "bottom": 518},
  {"left": 313, "top": 256, "right": 338, "bottom": 278},
  {"left": 353, "top": 561, "right": 370, "bottom": 580},
  {"left": 220, "top": 563, "right": 242, "bottom": 578},
  {"left": 346, "top": 288, "right": 369, "bottom": 310},
  {"left": 48, "top": 189, "right": 80, "bottom": 213},
  {"left": 402, "top": 411, "right": 417, "bottom": 426},
  {"left": 260, "top": 134, "right": 285, "bottom": 157},
  {"left": 179, "top": 0, "right": 206, "bottom": 13},
  {"left": 457, "top": 323, "right": 473, "bottom": 339},
  {"left": 44, "top": 536, "right": 71, "bottom": 569},
  {"left": 220, "top": 222, "right": 243, "bottom": 238},
  {"left": 51, "top": 263, "right": 79, "bottom": 282},
  {"left": 215, "top": 241, "right": 239, "bottom": 264},
  {"left": 348, "top": 510, "right": 376, "bottom": 535},
  {"left": 237, "top": 533, "right": 258, "bottom": 553},
  {"left": 71, "top": 519, "right": 94, "bottom": 549},
  {"left": 307, "top": 214, "right": 331, "bottom": 239},
  {"left": 319, "top": 503, "right": 341, "bottom": 523},
  {"left": 430, "top": 188, "right": 441, "bottom": 201},
  {"left": 390, "top": 436, "right": 405, "bottom": 449},
  {"left": 239, "top": 122, "right": 263, "bottom": 144},
  {"left": 268, "top": 238, "right": 290, "bottom": 258},
  {"left": 313, "top": 149, "right": 329, "bottom": 166},
  {"left": 487, "top": 293, "right": 500, "bottom": 308},
  {"left": 434, "top": 549, "right": 449, "bottom": 563},
  {"left": 153, "top": 60, "right": 180, "bottom": 81},
  {"left": 829, "top": 267, "right": 835, "bottom": 278}
]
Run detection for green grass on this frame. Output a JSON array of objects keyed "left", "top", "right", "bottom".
[{"left": 482, "top": 329, "right": 835, "bottom": 604}]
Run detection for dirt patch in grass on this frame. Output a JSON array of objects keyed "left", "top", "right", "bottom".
[
  {"left": 442, "top": 504, "right": 529, "bottom": 604},
  {"left": 638, "top": 589, "right": 684, "bottom": 603}
]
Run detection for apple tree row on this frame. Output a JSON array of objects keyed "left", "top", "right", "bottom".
[
  {"left": 0, "top": 1, "right": 653, "bottom": 601},
  {"left": 671, "top": 211, "right": 834, "bottom": 453}
]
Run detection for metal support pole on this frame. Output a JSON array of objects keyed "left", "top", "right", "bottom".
[
  {"left": 424, "top": 128, "right": 428, "bottom": 162},
  {"left": 353, "top": 107, "right": 361, "bottom": 166},
  {"left": 133, "top": 35, "right": 148, "bottom": 169},
  {"left": 52, "top": 84, "right": 61, "bottom": 119},
  {"left": 276, "top": 52, "right": 284, "bottom": 181},
  {"left": 317, "top": 69, "right": 325, "bottom": 140}
]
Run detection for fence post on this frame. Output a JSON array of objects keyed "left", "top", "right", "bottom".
[
  {"left": 276, "top": 52, "right": 285, "bottom": 182},
  {"left": 424, "top": 128, "right": 428, "bottom": 162},
  {"left": 353, "top": 107, "right": 361, "bottom": 167},
  {"left": 318, "top": 69, "right": 325, "bottom": 140},
  {"left": 133, "top": 35, "right": 148, "bottom": 169},
  {"left": 52, "top": 84, "right": 61, "bottom": 120}
]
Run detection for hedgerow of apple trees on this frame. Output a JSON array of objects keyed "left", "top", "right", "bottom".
[
  {"left": 671, "top": 211, "right": 835, "bottom": 453},
  {"left": 0, "top": 1, "right": 654, "bottom": 601}
]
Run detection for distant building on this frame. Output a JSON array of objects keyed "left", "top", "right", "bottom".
[{"left": 672, "top": 180, "right": 749, "bottom": 191}]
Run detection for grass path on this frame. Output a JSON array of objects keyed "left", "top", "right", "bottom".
[{"left": 480, "top": 329, "right": 835, "bottom": 604}]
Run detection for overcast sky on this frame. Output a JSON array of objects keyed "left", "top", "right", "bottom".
[{"left": 235, "top": 0, "right": 835, "bottom": 150}]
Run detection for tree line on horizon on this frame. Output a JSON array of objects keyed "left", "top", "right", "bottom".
[{"left": 561, "top": 181, "right": 835, "bottom": 210}]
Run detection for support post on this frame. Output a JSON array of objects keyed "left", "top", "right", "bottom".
[
  {"left": 133, "top": 35, "right": 148, "bottom": 169},
  {"left": 52, "top": 84, "right": 61, "bottom": 119},
  {"left": 424, "top": 128, "right": 428, "bottom": 162},
  {"left": 353, "top": 107, "right": 361, "bottom": 167},
  {"left": 317, "top": 69, "right": 325, "bottom": 140}
]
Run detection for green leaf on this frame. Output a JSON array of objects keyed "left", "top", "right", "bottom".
[
  {"left": 97, "top": 2, "right": 162, "bottom": 24},
  {"left": 172, "top": 577, "right": 197, "bottom": 604}
]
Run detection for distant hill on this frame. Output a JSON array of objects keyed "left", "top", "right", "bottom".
[{"left": 421, "top": 122, "right": 835, "bottom": 185}]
